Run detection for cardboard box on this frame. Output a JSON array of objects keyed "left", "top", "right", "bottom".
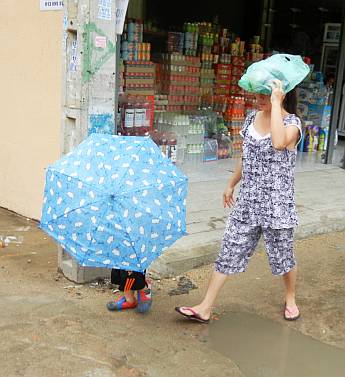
[
  {"left": 125, "top": 78, "right": 155, "bottom": 85},
  {"left": 307, "top": 104, "right": 332, "bottom": 129},
  {"left": 125, "top": 61, "right": 155, "bottom": 74}
]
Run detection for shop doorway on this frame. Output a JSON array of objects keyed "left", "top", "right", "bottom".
[
  {"left": 120, "top": 0, "right": 345, "bottom": 176},
  {"left": 324, "top": 11, "right": 345, "bottom": 168}
]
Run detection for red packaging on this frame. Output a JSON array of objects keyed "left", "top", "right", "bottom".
[
  {"left": 231, "top": 56, "right": 246, "bottom": 66},
  {"left": 231, "top": 66, "right": 246, "bottom": 76},
  {"left": 229, "top": 85, "right": 245, "bottom": 95}
]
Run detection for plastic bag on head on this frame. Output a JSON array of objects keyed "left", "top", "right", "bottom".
[{"left": 238, "top": 54, "right": 310, "bottom": 95}]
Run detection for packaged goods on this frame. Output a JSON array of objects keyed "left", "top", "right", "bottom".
[
  {"left": 303, "top": 122, "right": 314, "bottom": 152},
  {"left": 167, "top": 32, "right": 184, "bottom": 54},
  {"left": 204, "top": 138, "right": 218, "bottom": 162},
  {"left": 120, "top": 95, "right": 154, "bottom": 135}
]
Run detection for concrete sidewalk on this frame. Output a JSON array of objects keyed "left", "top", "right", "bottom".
[{"left": 150, "top": 161, "right": 345, "bottom": 278}]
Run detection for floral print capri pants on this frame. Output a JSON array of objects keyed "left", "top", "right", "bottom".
[{"left": 215, "top": 217, "right": 296, "bottom": 276}]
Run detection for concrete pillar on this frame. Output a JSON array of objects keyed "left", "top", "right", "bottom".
[{"left": 59, "top": 0, "right": 117, "bottom": 282}]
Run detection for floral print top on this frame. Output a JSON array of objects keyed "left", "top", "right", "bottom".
[{"left": 231, "top": 110, "right": 302, "bottom": 229}]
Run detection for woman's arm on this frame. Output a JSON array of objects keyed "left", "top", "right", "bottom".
[
  {"left": 270, "top": 80, "right": 300, "bottom": 150},
  {"left": 223, "top": 159, "right": 242, "bottom": 208},
  {"left": 228, "top": 159, "right": 242, "bottom": 188}
]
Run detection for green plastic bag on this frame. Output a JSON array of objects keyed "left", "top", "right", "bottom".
[{"left": 238, "top": 54, "right": 310, "bottom": 95}]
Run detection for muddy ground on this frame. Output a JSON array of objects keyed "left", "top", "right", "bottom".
[{"left": 0, "top": 208, "right": 344, "bottom": 376}]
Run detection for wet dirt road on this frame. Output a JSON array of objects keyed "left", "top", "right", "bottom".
[{"left": 1, "top": 208, "right": 344, "bottom": 376}]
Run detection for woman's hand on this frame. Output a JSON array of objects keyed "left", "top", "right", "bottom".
[
  {"left": 270, "top": 79, "right": 284, "bottom": 106},
  {"left": 223, "top": 185, "right": 235, "bottom": 208}
]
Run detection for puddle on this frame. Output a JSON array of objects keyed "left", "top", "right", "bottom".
[{"left": 209, "top": 312, "right": 345, "bottom": 377}]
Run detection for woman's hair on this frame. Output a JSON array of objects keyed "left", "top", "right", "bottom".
[{"left": 283, "top": 88, "right": 297, "bottom": 115}]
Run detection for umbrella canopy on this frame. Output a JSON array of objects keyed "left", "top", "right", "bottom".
[{"left": 40, "top": 134, "right": 188, "bottom": 272}]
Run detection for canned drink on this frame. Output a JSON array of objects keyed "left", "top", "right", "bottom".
[
  {"left": 240, "top": 41, "right": 245, "bottom": 56},
  {"left": 127, "top": 31, "right": 135, "bottom": 42},
  {"left": 128, "top": 21, "right": 135, "bottom": 34},
  {"left": 253, "top": 35, "right": 260, "bottom": 44},
  {"left": 122, "top": 50, "right": 129, "bottom": 61},
  {"left": 231, "top": 43, "right": 239, "bottom": 56},
  {"left": 128, "top": 52, "right": 134, "bottom": 61},
  {"left": 121, "top": 41, "right": 129, "bottom": 51}
]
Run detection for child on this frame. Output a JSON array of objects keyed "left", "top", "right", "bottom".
[
  {"left": 107, "top": 268, "right": 152, "bottom": 313},
  {"left": 176, "top": 79, "right": 302, "bottom": 323}
]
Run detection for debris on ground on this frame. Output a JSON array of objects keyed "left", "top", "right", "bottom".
[
  {"left": 168, "top": 276, "right": 198, "bottom": 296},
  {"left": 89, "top": 277, "right": 114, "bottom": 290},
  {"left": 0, "top": 235, "right": 23, "bottom": 247}
]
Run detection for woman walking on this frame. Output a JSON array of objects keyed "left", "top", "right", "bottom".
[{"left": 176, "top": 78, "right": 302, "bottom": 323}]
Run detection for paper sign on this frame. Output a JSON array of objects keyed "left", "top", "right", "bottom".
[
  {"left": 98, "top": 0, "right": 112, "bottom": 20},
  {"left": 98, "top": 0, "right": 112, "bottom": 6},
  {"left": 95, "top": 36, "right": 107, "bottom": 49},
  {"left": 115, "top": 0, "right": 129, "bottom": 34},
  {"left": 40, "top": 0, "right": 64, "bottom": 10},
  {"left": 69, "top": 38, "right": 78, "bottom": 72}
]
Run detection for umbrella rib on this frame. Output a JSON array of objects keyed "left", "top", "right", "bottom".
[
  {"left": 80, "top": 196, "right": 113, "bottom": 267},
  {"left": 41, "top": 198, "right": 107, "bottom": 225},
  {"left": 112, "top": 200, "right": 143, "bottom": 271},
  {"left": 50, "top": 169, "right": 110, "bottom": 195},
  {"left": 115, "top": 176, "right": 187, "bottom": 198}
]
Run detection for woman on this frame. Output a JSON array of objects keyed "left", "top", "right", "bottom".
[{"left": 175, "top": 79, "right": 302, "bottom": 323}]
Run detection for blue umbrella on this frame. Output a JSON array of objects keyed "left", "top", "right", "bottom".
[{"left": 40, "top": 134, "right": 188, "bottom": 272}]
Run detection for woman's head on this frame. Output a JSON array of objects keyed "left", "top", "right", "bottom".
[
  {"left": 282, "top": 88, "right": 297, "bottom": 115},
  {"left": 254, "top": 93, "right": 271, "bottom": 111},
  {"left": 254, "top": 88, "right": 297, "bottom": 114}
]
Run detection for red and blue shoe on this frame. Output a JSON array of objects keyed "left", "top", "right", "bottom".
[
  {"left": 137, "top": 281, "right": 152, "bottom": 313},
  {"left": 106, "top": 295, "right": 137, "bottom": 311}
]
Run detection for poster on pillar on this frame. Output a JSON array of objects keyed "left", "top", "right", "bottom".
[
  {"left": 40, "top": 0, "right": 64, "bottom": 11},
  {"left": 116, "top": 0, "right": 129, "bottom": 35},
  {"left": 98, "top": 0, "right": 112, "bottom": 20}
]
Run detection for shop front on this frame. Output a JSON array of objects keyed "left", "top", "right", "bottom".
[{"left": 113, "top": 0, "right": 345, "bottom": 175}]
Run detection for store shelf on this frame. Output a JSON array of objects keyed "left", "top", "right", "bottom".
[{"left": 144, "top": 30, "right": 167, "bottom": 38}]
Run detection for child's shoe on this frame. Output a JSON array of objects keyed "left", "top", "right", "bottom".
[
  {"left": 137, "top": 289, "right": 152, "bottom": 313},
  {"left": 107, "top": 295, "right": 137, "bottom": 311}
]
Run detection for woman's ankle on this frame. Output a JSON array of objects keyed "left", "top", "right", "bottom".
[
  {"left": 285, "top": 294, "right": 296, "bottom": 306},
  {"left": 195, "top": 303, "right": 212, "bottom": 316}
]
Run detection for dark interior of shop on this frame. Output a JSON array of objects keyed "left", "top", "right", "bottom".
[{"left": 145, "top": 0, "right": 344, "bottom": 69}]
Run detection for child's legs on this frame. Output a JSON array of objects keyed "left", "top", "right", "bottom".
[{"left": 111, "top": 269, "right": 146, "bottom": 302}]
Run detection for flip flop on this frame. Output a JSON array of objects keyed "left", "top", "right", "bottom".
[
  {"left": 175, "top": 306, "right": 210, "bottom": 324},
  {"left": 284, "top": 305, "right": 300, "bottom": 321}
]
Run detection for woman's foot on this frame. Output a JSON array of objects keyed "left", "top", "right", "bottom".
[
  {"left": 284, "top": 296, "right": 300, "bottom": 321},
  {"left": 175, "top": 305, "right": 211, "bottom": 324}
]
